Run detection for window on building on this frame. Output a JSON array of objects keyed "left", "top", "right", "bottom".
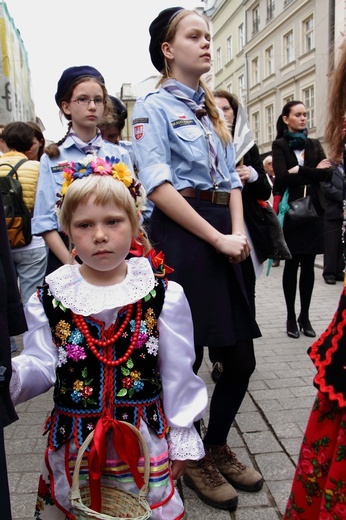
[
  {"left": 253, "top": 5, "right": 260, "bottom": 35},
  {"left": 252, "top": 57, "right": 259, "bottom": 86},
  {"left": 227, "top": 82, "right": 232, "bottom": 93},
  {"left": 283, "top": 94, "right": 294, "bottom": 105},
  {"left": 216, "top": 47, "right": 222, "bottom": 72},
  {"left": 266, "top": 104, "right": 274, "bottom": 142},
  {"left": 227, "top": 36, "right": 233, "bottom": 62},
  {"left": 265, "top": 45, "right": 274, "bottom": 76},
  {"left": 284, "top": 30, "right": 294, "bottom": 64},
  {"left": 238, "top": 74, "right": 245, "bottom": 99},
  {"left": 266, "top": 0, "right": 275, "bottom": 22},
  {"left": 252, "top": 111, "right": 260, "bottom": 142},
  {"left": 303, "top": 86, "right": 315, "bottom": 128},
  {"left": 239, "top": 23, "right": 244, "bottom": 51},
  {"left": 303, "top": 15, "right": 314, "bottom": 53}
]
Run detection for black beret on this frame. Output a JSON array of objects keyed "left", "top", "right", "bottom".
[
  {"left": 149, "top": 7, "right": 184, "bottom": 72},
  {"left": 109, "top": 95, "right": 127, "bottom": 120},
  {"left": 55, "top": 65, "right": 105, "bottom": 106}
]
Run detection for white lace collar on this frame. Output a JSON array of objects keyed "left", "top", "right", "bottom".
[{"left": 45, "top": 257, "right": 155, "bottom": 315}]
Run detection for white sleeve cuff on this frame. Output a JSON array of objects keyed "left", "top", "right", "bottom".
[{"left": 167, "top": 425, "right": 205, "bottom": 461}]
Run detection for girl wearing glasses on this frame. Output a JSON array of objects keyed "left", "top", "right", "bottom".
[
  {"left": 32, "top": 66, "right": 133, "bottom": 274},
  {"left": 132, "top": 7, "right": 262, "bottom": 511}
]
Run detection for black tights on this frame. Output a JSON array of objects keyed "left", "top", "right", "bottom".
[
  {"left": 282, "top": 253, "right": 316, "bottom": 320},
  {"left": 194, "top": 341, "right": 256, "bottom": 446}
]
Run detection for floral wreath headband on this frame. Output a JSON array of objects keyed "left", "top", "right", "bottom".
[{"left": 55, "top": 155, "right": 144, "bottom": 216}]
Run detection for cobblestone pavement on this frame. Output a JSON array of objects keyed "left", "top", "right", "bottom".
[{"left": 5, "top": 256, "right": 342, "bottom": 519}]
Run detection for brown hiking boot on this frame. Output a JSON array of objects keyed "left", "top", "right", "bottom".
[
  {"left": 183, "top": 452, "right": 238, "bottom": 510},
  {"left": 207, "top": 444, "right": 263, "bottom": 492}
]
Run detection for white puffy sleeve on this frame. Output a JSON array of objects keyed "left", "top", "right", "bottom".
[
  {"left": 158, "top": 281, "right": 208, "bottom": 460},
  {"left": 11, "top": 293, "right": 58, "bottom": 406}
]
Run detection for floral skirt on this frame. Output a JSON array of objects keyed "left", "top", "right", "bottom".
[
  {"left": 283, "top": 392, "right": 346, "bottom": 519},
  {"left": 34, "top": 421, "right": 185, "bottom": 520}
]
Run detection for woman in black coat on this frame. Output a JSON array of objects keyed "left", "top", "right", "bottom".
[{"left": 272, "top": 100, "right": 332, "bottom": 339}]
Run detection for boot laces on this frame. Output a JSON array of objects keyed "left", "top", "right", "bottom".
[
  {"left": 200, "top": 452, "right": 225, "bottom": 487},
  {"left": 220, "top": 445, "right": 246, "bottom": 470}
]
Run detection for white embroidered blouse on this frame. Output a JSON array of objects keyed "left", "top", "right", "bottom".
[{"left": 11, "top": 257, "right": 207, "bottom": 460}]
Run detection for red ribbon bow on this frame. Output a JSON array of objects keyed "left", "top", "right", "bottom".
[{"left": 88, "top": 417, "right": 144, "bottom": 512}]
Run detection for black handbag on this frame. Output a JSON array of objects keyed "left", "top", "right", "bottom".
[{"left": 285, "top": 186, "right": 318, "bottom": 229}]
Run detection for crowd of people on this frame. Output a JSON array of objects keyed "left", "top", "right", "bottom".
[{"left": 0, "top": 5, "right": 345, "bottom": 520}]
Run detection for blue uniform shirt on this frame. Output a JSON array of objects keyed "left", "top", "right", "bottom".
[
  {"left": 32, "top": 135, "right": 133, "bottom": 235},
  {"left": 132, "top": 80, "right": 242, "bottom": 195}
]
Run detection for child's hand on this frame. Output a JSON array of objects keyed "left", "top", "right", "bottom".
[{"left": 171, "top": 459, "right": 188, "bottom": 480}]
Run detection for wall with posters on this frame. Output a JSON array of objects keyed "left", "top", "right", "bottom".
[{"left": 0, "top": 1, "right": 35, "bottom": 124}]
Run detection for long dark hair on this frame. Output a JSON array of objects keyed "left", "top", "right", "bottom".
[{"left": 276, "top": 100, "right": 304, "bottom": 139}]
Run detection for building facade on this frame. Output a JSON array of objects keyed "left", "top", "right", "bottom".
[{"left": 207, "top": 0, "right": 339, "bottom": 156}]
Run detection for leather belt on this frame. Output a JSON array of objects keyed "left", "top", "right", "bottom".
[{"left": 179, "top": 188, "right": 231, "bottom": 205}]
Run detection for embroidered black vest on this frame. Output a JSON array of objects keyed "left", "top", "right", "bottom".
[{"left": 39, "top": 277, "right": 167, "bottom": 450}]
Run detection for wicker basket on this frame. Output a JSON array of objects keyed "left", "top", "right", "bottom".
[{"left": 69, "top": 421, "right": 152, "bottom": 520}]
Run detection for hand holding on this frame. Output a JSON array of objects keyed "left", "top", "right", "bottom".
[
  {"left": 171, "top": 460, "right": 188, "bottom": 480},
  {"left": 236, "top": 165, "right": 251, "bottom": 185}
]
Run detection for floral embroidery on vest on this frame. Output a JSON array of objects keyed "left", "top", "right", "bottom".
[{"left": 39, "top": 277, "right": 168, "bottom": 450}]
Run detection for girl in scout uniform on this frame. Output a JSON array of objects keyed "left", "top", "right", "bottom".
[
  {"left": 132, "top": 7, "right": 263, "bottom": 511},
  {"left": 32, "top": 66, "right": 132, "bottom": 274}
]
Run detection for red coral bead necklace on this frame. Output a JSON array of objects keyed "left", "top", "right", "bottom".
[{"left": 72, "top": 301, "right": 141, "bottom": 366}]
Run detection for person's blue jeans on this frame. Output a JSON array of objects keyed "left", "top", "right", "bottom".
[{"left": 11, "top": 246, "right": 48, "bottom": 305}]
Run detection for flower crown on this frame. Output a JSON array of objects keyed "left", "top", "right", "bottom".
[{"left": 56, "top": 155, "right": 143, "bottom": 213}]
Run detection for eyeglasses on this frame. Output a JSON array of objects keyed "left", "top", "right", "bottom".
[{"left": 72, "top": 97, "right": 104, "bottom": 106}]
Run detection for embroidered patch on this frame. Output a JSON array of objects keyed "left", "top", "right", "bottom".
[
  {"left": 133, "top": 124, "right": 144, "bottom": 141},
  {"left": 133, "top": 117, "right": 149, "bottom": 124},
  {"left": 171, "top": 119, "right": 197, "bottom": 129},
  {"left": 51, "top": 165, "right": 65, "bottom": 174}
]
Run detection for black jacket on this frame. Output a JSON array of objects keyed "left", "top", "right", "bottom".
[
  {"left": 272, "top": 136, "right": 332, "bottom": 254},
  {"left": 321, "top": 162, "right": 344, "bottom": 220},
  {"left": 0, "top": 197, "right": 27, "bottom": 427},
  {"left": 241, "top": 143, "right": 273, "bottom": 263}
]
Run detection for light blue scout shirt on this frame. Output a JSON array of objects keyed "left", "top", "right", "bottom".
[
  {"left": 32, "top": 136, "right": 133, "bottom": 235},
  {"left": 132, "top": 81, "right": 242, "bottom": 196}
]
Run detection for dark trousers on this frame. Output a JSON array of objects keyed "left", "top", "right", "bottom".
[
  {"left": 0, "top": 417, "right": 12, "bottom": 519},
  {"left": 323, "top": 218, "right": 344, "bottom": 280},
  {"left": 195, "top": 341, "right": 256, "bottom": 446}
]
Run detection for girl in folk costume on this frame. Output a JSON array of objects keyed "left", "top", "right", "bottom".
[
  {"left": 32, "top": 65, "right": 133, "bottom": 275},
  {"left": 10, "top": 158, "right": 208, "bottom": 519},
  {"left": 283, "top": 41, "right": 346, "bottom": 520},
  {"left": 132, "top": 7, "right": 262, "bottom": 512}
]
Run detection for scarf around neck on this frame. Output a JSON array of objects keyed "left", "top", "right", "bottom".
[
  {"left": 162, "top": 78, "right": 223, "bottom": 187},
  {"left": 284, "top": 128, "right": 308, "bottom": 150},
  {"left": 69, "top": 128, "right": 103, "bottom": 154}
]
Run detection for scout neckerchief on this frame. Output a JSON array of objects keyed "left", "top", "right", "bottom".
[
  {"left": 69, "top": 128, "right": 103, "bottom": 154},
  {"left": 162, "top": 78, "right": 223, "bottom": 188}
]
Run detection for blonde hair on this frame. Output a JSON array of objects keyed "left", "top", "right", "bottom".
[
  {"left": 58, "top": 175, "right": 151, "bottom": 254},
  {"left": 157, "top": 9, "right": 231, "bottom": 147}
]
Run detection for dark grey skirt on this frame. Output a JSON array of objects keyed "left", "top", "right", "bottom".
[{"left": 148, "top": 198, "right": 261, "bottom": 347}]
